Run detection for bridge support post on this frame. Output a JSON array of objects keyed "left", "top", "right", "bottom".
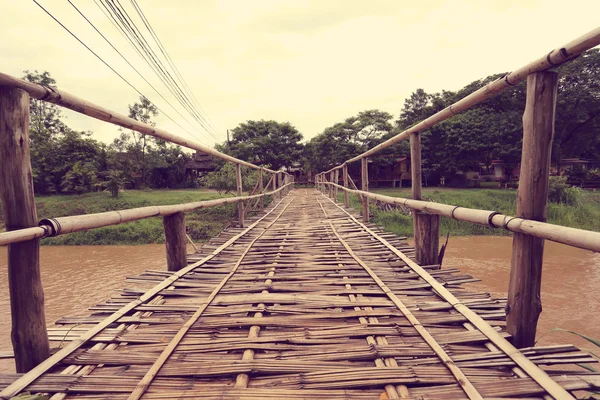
[
  {"left": 343, "top": 164, "right": 349, "bottom": 208},
  {"left": 507, "top": 70, "right": 558, "bottom": 348},
  {"left": 272, "top": 172, "right": 278, "bottom": 200},
  {"left": 236, "top": 164, "right": 244, "bottom": 228},
  {"left": 410, "top": 132, "right": 440, "bottom": 266},
  {"left": 361, "top": 158, "right": 369, "bottom": 223},
  {"left": 0, "top": 86, "right": 50, "bottom": 372},
  {"left": 333, "top": 169, "right": 339, "bottom": 202},
  {"left": 163, "top": 212, "right": 187, "bottom": 271},
  {"left": 258, "top": 168, "right": 264, "bottom": 212}
]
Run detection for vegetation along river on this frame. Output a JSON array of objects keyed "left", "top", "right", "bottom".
[{"left": 0, "top": 238, "right": 599, "bottom": 373}]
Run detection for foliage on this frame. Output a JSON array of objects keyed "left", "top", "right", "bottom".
[
  {"left": 200, "top": 163, "right": 258, "bottom": 194},
  {"left": 548, "top": 176, "right": 584, "bottom": 205},
  {"left": 61, "top": 161, "right": 99, "bottom": 194},
  {"left": 304, "top": 109, "right": 395, "bottom": 173},
  {"left": 554, "top": 49, "right": 600, "bottom": 162},
  {"left": 218, "top": 120, "right": 303, "bottom": 171},
  {"left": 309, "top": 49, "right": 600, "bottom": 182},
  {"left": 22, "top": 71, "right": 191, "bottom": 195}
]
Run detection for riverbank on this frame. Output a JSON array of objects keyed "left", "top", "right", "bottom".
[
  {"left": 0, "top": 189, "right": 236, "bottom": 245},
  {"left": 341, "top": 187, "right": 600, "bottom": 237}
]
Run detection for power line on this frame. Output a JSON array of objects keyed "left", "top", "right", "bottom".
[
  {"left": 31, "top": 0, "right": 210, "bottom": 146},
  {"left": 66, "top": 0, "right": 208, "bottom": 144},
  {"left": 130, "top": 0, "right": 217, "bottom": 133},
  {"left": 114, "top": 0, "right": 218, "bottom": 138},
  {"left": 97, "top": 0, "right": 210, "bottom": 136},
  {"left": 99, "top": 0, "right": 220, "bottom": 141}
]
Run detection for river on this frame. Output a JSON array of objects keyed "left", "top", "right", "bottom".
[{"left": 0, "top": 238, "right": 599, "bottom": 373}]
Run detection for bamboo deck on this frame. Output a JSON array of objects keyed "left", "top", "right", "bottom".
[{"left": 1, "top": 189, "right": 598, "bottom": 399}]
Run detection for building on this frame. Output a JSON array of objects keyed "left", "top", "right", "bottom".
[{"left": 185, "top": 151, "right": 217, "bottom": 183}]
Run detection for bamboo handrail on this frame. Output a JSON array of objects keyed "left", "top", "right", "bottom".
[
  {"left": 0, "top": 183, "right": 292, "bottom": 247},
  {"left": 322, "top": 181, "right": 600, "bottom": 253},
  {"left": 0, "top": 72, "right": 286, "bottom": 176},
  {"left": 315, "top": 26, "right": 600, "bottom": 172},
  {"left": 0, "top": 196, "right": 289, "bottom": 400}
]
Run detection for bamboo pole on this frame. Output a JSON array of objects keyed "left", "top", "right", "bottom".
[
  {"left": 361, "top": 158, "right": 369, "bottom": 223},
  {"left": 163, "top": 212, "right": 187, "bottom": 271},
  {"left": 0, "top": 196, "right": 289, "bottom": 400},
  {"left": 0, "top": 73, "right": 281, "bottom": 175},
  {"left": 0, "top": 86, "right": 50, "bottom": 372},
  {"left": 259, "top": 168, "right": 264, "bottom": 212},
  {"left": 322, "top": 182, "right": 600, "bottom": 253},
  {"left": 311, "top": 27, "right": 600, "bottom": 174},
  {"left": 236, "top": 164, "right": 244, "bottom": 228},
  {"left": 328, "top": 171, "right": 334, "bottom": 199},
  {"left": 0, "top": 185, "right": 292, "bottom": 246},
  {"left": 410, "top": 133, "right": 440, "bottom": 266},
  {"left": 333, "top": 169, "right": 339, "bottom": 202},
  {"left": 507, "top": 71, "right": 558, "bottom": 348},
  {"left": 243, "top": 174, "right": 261, "bottom": 218},
  {"left": 343, "top": 164, "right": 349, "bottom": 208}
]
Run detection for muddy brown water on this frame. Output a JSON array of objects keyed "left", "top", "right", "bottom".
[{"left": 0, "top": 238, "right": 598, "bottom": 373}]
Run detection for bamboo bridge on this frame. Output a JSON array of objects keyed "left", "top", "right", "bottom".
[{"left": 1, "top": 27, "right": 600, "bottom": 400}]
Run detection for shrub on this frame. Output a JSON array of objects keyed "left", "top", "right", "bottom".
[
  {"left": 200, "top": 163, "right": 258, "bottom": 194},
  {"left": 548, "top": 176, "right": 583, "bottom": 205}
]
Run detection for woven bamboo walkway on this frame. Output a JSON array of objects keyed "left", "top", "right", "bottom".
[{"left": 0, "top": 188, "right": 598, "bottom": 399}]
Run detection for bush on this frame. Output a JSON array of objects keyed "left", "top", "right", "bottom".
[
  {"left": 200, "top": 163, "right": 258, "bottom": 194},
  {"left": 548, "top": 176, "right": 583, "bottom": 205}
]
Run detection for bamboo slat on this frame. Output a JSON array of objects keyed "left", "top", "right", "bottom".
[{"left": 0, "top": 189, "right": 596, "bottom": 399}]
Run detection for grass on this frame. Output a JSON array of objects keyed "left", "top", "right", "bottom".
[
  {"left": 338, "top": 187, "right": 600, "bottom": 238},
  {"left": 0, "top": 189, "right": 254, "bottom": 245}
]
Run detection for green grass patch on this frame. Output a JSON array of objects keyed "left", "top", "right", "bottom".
[
  {"left": 337, "top": 187, "right": 600, "bottom": 238},
  {"left": 0, "top": 189, "right": 250, "bottom": 245}
]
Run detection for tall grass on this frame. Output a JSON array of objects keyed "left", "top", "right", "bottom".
[{"left": 338, "top": 187, "right": 600, "bottom": 238}]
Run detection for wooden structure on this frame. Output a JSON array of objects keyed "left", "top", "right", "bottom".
[
  {"left": 0, "top": 190, "right": 599, "bottom": 399},
  {"left": 0, "top": 25, "right": 599, "bottom": 399},
  {"left": 317, "top": 26, "right": 600, "bottom": 348}
]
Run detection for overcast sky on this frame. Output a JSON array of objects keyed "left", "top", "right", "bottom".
[{"left": 2, "top": 0, "right": 599, "bottom": 148}]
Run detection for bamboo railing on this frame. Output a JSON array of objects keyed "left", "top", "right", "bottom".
[
  {"left": 316, "top": 26, "right": 600, "bottom": 348},
  {"left": 0, "top": 75, "right": 293, "bottom": 373}
]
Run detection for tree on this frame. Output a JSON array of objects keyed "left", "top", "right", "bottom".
[
  {"left": 220, "top": 120, "right": 303, "bottom": 171},
  {"left": 127, "top": 96, "right": 158, "bottom": 187},
  {"left": 553, "top": 48, "right": 600, "bottom": 161},
  {"left": 61, "top": 161, "right": 99, "bottom": 194}
]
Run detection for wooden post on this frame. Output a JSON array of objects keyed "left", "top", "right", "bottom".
[
  {"left": 258, "top": 168, "right": 264, "bottom": 212},
  {"left": 343, "top": 164, "right": 349, "bottom": 208},
  {"left": 333, "top": 169, "right": 339, "bottom": 202},
  {"left": 0, "top": 86, "right": 50, "bottom": 372},
  {"left": 507, "top": 71, "right": 558, "bottom": 348},
  {"left": 410, "top": 132, "right": 440, "bottom": 265},
  {"left": 361, "top": 158, "right": 369, "bottom": 223},
  {"left": 272, "top": 172, "right": 278, "bottom": 200},
  {"left": 163, "top": 212, "right": 187, "bottom": 271},
  {"left": 328, "top": 171, "right": 333, "bottom": 198},
  {"left": 236, "top": 163, "right": 244, "bottom": 228}
]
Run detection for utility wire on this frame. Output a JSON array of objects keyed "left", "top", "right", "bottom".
[
  {"left": 97, "top": 0, "right": 211, "bottom": 137},
  {"left": 31, "top": 0, "right": 210, "bottom": 146},
  {"left": 130, "top": 0, "right": 217, "bottom": 133},
  {"left": 102, "top": 0, "right": 219, "bottom": 140},
  {"left": 66, "top": 0, "right": 207, "bottom": 144},
  {"left": 115, "top": 0, "right": 217, "bottom": 138}
]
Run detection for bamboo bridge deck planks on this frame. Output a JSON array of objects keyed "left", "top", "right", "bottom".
[{"left": 0, "top": 188, "right": 598, "bottom": 399}]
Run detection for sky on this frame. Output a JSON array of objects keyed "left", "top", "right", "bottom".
[{"left": 2, "top": 0, "right": 600, "bottom": 149}]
